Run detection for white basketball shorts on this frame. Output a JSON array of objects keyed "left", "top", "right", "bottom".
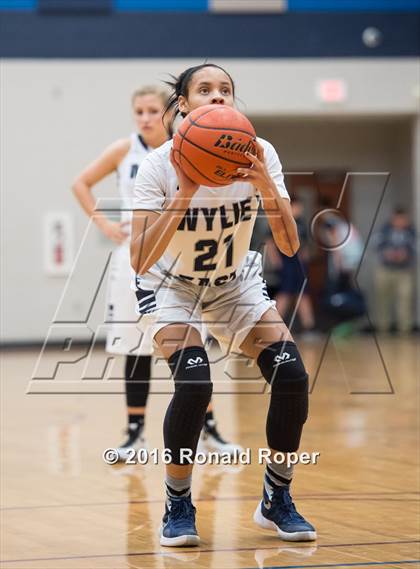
[{"left": 134, "top": 251, "right": 276, "bottom": 355}]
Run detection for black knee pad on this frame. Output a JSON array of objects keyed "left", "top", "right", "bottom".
[
  {"left": 164, "top": 346, "right": 213, "bottom": 464},
  {"left": 258, "top": 341, "right": 309, "bottom": 452},
  {"left": 169, "top": 346, "right": 212, "bottom": 395},
  {"left": 258, "top": 341, "right": 308, "bottom": 387}
]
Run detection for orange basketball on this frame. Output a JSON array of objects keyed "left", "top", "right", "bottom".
[{"left": 172, "top": 105, "right": 256, "bottom": 187}]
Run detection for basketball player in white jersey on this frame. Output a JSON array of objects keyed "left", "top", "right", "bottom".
[
  {"left": 131, "top": 65, "right": 316, "bottom": 546},
  {"left": 72, "top": 86, "right": 241, "bottom": 461}
]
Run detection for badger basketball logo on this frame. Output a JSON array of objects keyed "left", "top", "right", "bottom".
[{"left": 214, "top": 134, "right": 256, "bottom": 154}]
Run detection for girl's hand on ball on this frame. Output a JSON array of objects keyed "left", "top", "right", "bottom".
[
  {"left": 234, "top": 141, "right": 272, "bottom": 194},
  {"left": 170, "top": 149, "right": 200, "bottom": 197}
]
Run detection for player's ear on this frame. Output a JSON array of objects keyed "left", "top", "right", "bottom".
[{"left": 178, "top": 95, "right": 189, "bottom": 115}]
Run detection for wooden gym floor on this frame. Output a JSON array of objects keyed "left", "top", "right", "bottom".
[{"left": 1, "top": 334, "right": 419, "bottom": 568}]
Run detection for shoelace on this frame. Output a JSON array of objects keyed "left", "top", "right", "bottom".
[
  {"left": 169, "top": 499, "right": 196, "bottom": 527},
  {"left": 271, "top": 489, "right": 306, "bottom": 523}
]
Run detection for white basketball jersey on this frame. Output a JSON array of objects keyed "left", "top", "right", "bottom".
[
  {"left": 116, "top": 133, "right": 150, "bottom": 225},
  {"left": 132, "top": 137, "right": 290, "bottom": 287}
]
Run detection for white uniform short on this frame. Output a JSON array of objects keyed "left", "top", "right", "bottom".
[
  {"left": 105, "top": 242, "right": 153, "bottom": 356},
  {"left": 134, "top": 251, "right": 276, "bottom": 355}
]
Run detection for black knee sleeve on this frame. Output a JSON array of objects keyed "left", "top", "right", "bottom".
[
  {"left": 164, "top": 346, "right": 213, "bottom": 465},
  {"left": 257, "top": 341, "right": 309, "bottom": 452},
  {"left": 125, "top": 355, "right": 151, "bottom": 408}
]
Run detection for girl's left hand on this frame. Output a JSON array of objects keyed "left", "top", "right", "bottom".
[{"left": 234, "top": 140, "right": 272, "bottom": 194}]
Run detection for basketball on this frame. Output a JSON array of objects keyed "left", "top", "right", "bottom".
[{"left": 173, "top": 104, "right": 256, "bottom": 187}]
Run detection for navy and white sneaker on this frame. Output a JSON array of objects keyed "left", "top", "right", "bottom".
[
  {"left": 254, "top": 486, "right": 316, "bottom": 542},
  {"left": 159, "top": 496, "right": 200, "bottom": 547},
  {"left": 115, "top": 423, "right": 147, "bottom": 462}
]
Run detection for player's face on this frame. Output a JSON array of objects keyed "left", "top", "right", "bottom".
[
  {"left": 392, "top": 213, "right": 409, "bottom": 229},
  {"left": 132, "top": 94, "right": 166, "bottom": 141},
  {"left": 178, "top": 67, "right": 234, "bottom": 115},
  {"left": 291, "top": 202, "right": 304, "bottom": 218}
]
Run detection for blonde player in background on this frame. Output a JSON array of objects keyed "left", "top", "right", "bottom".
[{"left": 72, "top": 86, "right": 240, "bottom": 461}]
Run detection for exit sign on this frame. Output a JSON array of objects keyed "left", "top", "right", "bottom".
[{"left": 316, "top": 79, "right": 348, "bottom": 103}]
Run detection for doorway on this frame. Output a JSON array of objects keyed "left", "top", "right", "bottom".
[{"left": 284, "top": 170, "right": 351, "bottom": 327}]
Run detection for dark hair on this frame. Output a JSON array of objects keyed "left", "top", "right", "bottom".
[
  {"left": 162, "top": 63, "right": 236, "bottom": 129},
  {"left": 393, "top": 205, "right": 407, "bottom": 216},
  {"left": 319, "top": 196, "right": 334, "bottom": 209}
]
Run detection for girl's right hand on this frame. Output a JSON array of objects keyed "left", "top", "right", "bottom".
[
  {"left": 97, "top": 220, "right": 130, "bottom": 244},
  {"left": 170, "top": 149, "right": 200, "bottom": 198}
]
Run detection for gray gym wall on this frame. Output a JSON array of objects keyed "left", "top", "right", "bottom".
[{"left": 1, "top": 58, "right": 419, "bottom": 343}]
